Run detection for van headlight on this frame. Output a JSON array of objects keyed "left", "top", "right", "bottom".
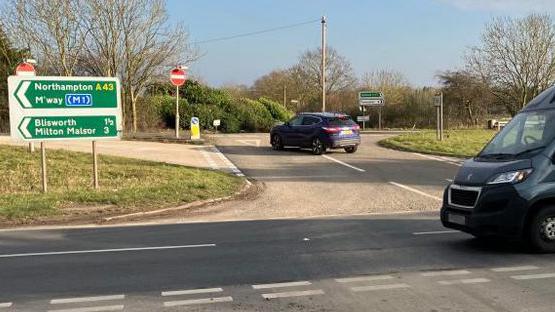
[{"left": 487, "top": 169, "right": 533, "bottom": 185}]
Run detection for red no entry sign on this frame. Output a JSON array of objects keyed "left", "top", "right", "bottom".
[
  {"left": 15, "top": 62, "right": 36, "bottom": 77},
  {"left": 170, "top": 67, "right": 186, "bottom": 86}
]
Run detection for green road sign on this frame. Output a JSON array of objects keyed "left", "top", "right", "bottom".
[
  {"left": 18, "top": 116, "right": 118, "bottom": 140},
  {"left": 359, "top": 92, "right": 382, "bottom": 98},
  {"left": 14, "top": 79, "right": 118, "bottom": 109},
  {"left": 8, "top": 76, "right": 122, "bottom": 142}
]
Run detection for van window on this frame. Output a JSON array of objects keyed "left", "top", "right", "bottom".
[{"left": 480, "top": 110, "right": 555, "bottom": 159}]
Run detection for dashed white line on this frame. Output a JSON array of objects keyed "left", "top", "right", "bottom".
[
  {"left": 491, "top": 265, "right": 539, "bottom": 272},
  {"left": 48, "top": 305, "right": 124, "bottom": 312},
  {"left": 438, "top": 278, "right": 490, "bottom": 285},
  {"left": 163, "top": 296, "right": 233, "bottom": 307},
  {"left": 335, "top": 275, "right": 394, "bottom": 283},
  {"left": 511, "top": 273, "right": 555, "bottom": 280},
  {"left": 351, "top": 283, "right": 411, "bottom": 292},
  {"left": 421, "top": 270, "right": 471, "bottom": 277},
  {"left": 388, "top": 182, "right": 442, "bottom": 201},
  {"left": 0, "top": 244, "right": 216, "bottom": 258},
  {"left": 0, "top": 302, "right": 12, "bottom": 308},
  {"left": 413, "top": 230, "right": 459, "bottom": 235},
  {"left": 261, "top": 289, "right": 324, "bottom": 299},
  {"left": 252, "top": 281, "right": 311, "bottom": 290},
  {"left": 321, "top": 155, "right": 366, "bottom": 172},
  {"left": 162, "top": 288, "right": 223, "bottom": 297},
  {"left": 51, "top": 295, "right": 124, "bottom": 305}
]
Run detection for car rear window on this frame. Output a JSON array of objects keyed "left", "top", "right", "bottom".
[{"left": 326, "top": 117, "right": 355, "bottom": 126}]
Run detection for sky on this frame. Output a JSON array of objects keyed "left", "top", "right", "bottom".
[{"left": 166, "top": 0, "right": 555, "bottom": 87}]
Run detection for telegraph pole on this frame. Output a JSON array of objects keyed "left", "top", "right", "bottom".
[{"left": 321, "top": 16, "right": 326, "bottom": 112}]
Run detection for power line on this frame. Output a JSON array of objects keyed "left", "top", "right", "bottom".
[{"left": 192, "top": 18, "right": 321, "bottom": 45}]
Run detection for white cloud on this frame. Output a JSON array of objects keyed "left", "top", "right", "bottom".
[{"left": 438, "top": 0, "right": 555, "bottom": 12}]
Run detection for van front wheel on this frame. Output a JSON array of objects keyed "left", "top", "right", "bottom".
[{"left": 528, "top": 205, "right": 555, "bottom": 253}]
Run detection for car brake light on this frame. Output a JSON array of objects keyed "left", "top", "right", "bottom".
[
  {"left": 352, "top": 124, "right": 360, "bottom": 130},
  {"left": 322, "top": 127, "right": 341, "bottom": 133}
]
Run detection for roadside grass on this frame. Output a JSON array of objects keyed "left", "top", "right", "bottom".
[
  {"left": 0, "top": 144, "right": 242, "bottom": 223},
  {"left": 378, "top": 129, "right": 496, "bottom": 158}
]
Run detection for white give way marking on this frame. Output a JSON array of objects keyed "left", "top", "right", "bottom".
[
  {"left": 322, "top": 155, "right": 366, "bottom": 172},
  {"left": 236, "top": 139, "right": 261, "bottom": 147}
]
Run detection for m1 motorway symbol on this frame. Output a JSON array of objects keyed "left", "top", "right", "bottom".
[{"left": 12, "top": 78, "right": 117, "bottom": 109}]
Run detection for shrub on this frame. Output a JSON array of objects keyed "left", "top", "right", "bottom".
[{"left": 258, "top": 97, "right": 293, "bottom": 121}]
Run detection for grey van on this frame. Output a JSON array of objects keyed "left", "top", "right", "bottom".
[{"left": 441, "top": 86, "right": 555, "bottom": 252}]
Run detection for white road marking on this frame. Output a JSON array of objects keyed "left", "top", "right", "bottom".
[
  {"left": 446, "top": 179, "right": 454, "bottom": 182},
  {"left": 213, "top": 146, "right": 245, "bottom": 176},
  {"left": 335, "top": 275, "right": 394, "bottom": 283},
  {"left": 321, "top": 155, "right": 366, "bottom": 172},
  {"left": 351, "top": 283, "right": 411, "bottom": 292},
  {"left": 162, "top": 288, "right": 223, "bottom": 296},
  {"left": 0, "top": 244, "right": 215, "bottom": 258},
  {"left": 252, "top": 281, "right": 311, "bottom": 289},
  {"left": 438, "top": 278, "right": 490, "bottom": 285},
  {"left": 163, "top": 296, "right": 233, "bottom": 307},
  {"left": 250, "top": 175, "right": 348, "bottom": 179},
  {"left": 261, "top": 289, "right": 324, "bottom": 299},
  {"left": 200, "top": 147, "right": 219, "bottom": 170},
  {"left": 421, "top": 270, "right": 471, "bottom": 277},
  {"left": 0, "top": 302, "right": 12, "bottom": 308},
  {"left": 47, "top": 305, "right": 124, "bottom": 312},
  {"left": 491, "top": 266, "right": 539, "bottom": 272},
  {"left": 236, "top": 139, "right": 261, "bottom": 147},
  {"left": 415, "top": 153, "right": 463, "bottom": 166},
  {"left": 413, "top": 230, "right": 459, "bottom": 235},
  {"left": 51, "top": 295, "right": 124, "bottom": 305},
  {"left": 511, "top": 273, "right": 555, "bottom": 280},
  {"left": 388, "top": 182, "right": 442, "bottom": 201}
]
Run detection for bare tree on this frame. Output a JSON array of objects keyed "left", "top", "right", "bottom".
[
  {"left": 468, "top": 14, "right": 555, "bottom": 115},
  {"left": 119, "top": 0, "right": 197, "bottom": 132},
  {"left": 361, "top": 69, "right": 409, "bottom": 106},
  {"left": 290, "top": 47, "right": 356, "bottom": 109},
  {"left": 3, "top": 0, "right": 89, "bottom": 76}
]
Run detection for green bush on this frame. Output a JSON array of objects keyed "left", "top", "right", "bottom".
[{"left": 258, "top": 97, "right": 293, "bottom": 121}]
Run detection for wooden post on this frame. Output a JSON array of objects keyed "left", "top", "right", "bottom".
[
  {"left": 92, "top": 141, "right": 99, "bottom": 189},
  {"left": 40, "top": 142, "right": 47, "bottom": 193}
]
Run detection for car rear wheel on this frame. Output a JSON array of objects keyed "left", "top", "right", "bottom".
[
  {"left": 344, "top": 145, "right": 358, "bottom": 153},
  {"left": 271, "top": 134, "right": 283, "bottom": 150},
  {"left": 528, "top": 205, "right": 555, "bottom": 253},
  {"left": 311, "top": 138, "right": 326, "bottom": 155}
]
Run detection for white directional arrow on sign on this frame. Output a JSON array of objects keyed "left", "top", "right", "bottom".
[
  {"left": 18, "top": 118, "right": 32, "bottom": 139},
  {"left": 16, "top": 81, "right": 31, "bottom": 108}
]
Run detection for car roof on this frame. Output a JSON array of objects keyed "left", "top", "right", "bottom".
[{"left": 298, "top": 112, "right": 349, "bottom": 118}]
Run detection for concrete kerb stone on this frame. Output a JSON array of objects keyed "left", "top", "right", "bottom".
[{"left": 102, "top": 178, "right": 253, "bottom": 222}]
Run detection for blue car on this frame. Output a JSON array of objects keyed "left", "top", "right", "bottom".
[{"left": 270, "top": 112, "right": 361, "bottom": 155}]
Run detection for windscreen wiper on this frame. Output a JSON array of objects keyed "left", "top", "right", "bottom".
[
  {"left": 477, "top": 153, "right": 515, "bottom": 160},
  {"left": 514, "top": 146, "right": 546, "bottom": 157}
]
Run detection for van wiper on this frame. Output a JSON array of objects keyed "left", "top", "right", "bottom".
[
  {"left": 477, "top": 153, "right": 515, "bottom": 160},
  {"left": 514, "top": 146, "right": 546, "bottom": 157}
]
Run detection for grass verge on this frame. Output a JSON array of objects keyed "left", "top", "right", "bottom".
[
  {"left": 0, "top": 144, "right": 242, "bottom": 224},
  {"left": 378, "top": 129, "right": 496, "bottom": 158}
]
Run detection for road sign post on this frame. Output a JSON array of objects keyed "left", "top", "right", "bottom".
[
  {"left": 191, "top": 117, "right": 200, "bottom": 140},
  {"left": 434, "top": 92, "right": 444, "bottom": 141},
  {"left": 213, "top": 119, "right": 221, "bottom": 133},
  {"left": 359, "top": 91, "right": 385, "bottom": 130},
  {"left": 8, "top": 76, "right": 122, "bottom": 192},
  {"left": 170, "top": 67, "right": 187, "bottom": 139}
]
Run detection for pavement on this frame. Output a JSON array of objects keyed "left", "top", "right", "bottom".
[
  {"left": 2, "top": 132, "right": 555, "bottom": 311},
  {"left": 0, "top": 136, "right": 236, "bottom": 174}
]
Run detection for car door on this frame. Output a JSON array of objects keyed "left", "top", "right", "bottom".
[
  {"left": 281, "top": 115, "right": 304, "bottom": 146},
  {"left": 299, "top": 116, "right": 321, "bottom": 147}
]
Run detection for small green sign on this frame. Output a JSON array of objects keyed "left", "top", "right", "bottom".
[
  {"left": 359, "top": 92, "right": 382, "bottom": 98},
  {"left": 18, "top": 115, "right": 118, "bottom": 140},
  {"left": 14, "top": 80, "right": 118, "bottom": 109}
]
